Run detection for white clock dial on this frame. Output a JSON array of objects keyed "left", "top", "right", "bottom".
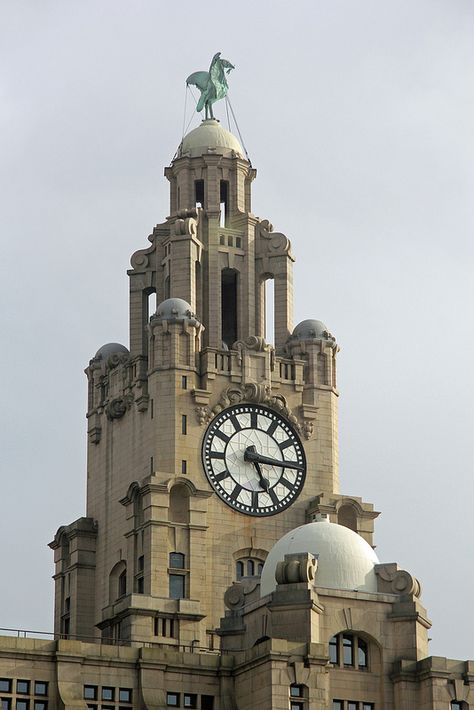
[{"left": 202, "top": 404, "right": 306, "bottom": 516}]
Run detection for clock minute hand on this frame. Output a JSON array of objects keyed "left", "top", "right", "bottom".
[
  {"left": 243, "top": 445, "right": 270, "bottom": 491},
  {"left": 244, "top": 447, "right": 304, "bottom": 471}
]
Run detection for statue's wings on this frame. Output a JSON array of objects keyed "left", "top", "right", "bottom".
[{"left": 186, "top": 71, "right": 210, "bottom": 92}]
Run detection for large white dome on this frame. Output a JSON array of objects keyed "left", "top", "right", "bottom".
[
  {"left": 260, "top": 520, "right": 379, "bottom": 596},
  {"left": 177, "top": 119, "right": 244, "bottom": 159}
]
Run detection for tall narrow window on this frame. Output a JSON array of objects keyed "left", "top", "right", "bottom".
[
  {"left": 220, "top": 180, "right": 229, "bottom": 227},
  {"left": 221, "top": 268, "right": 238, "bottom": 348},
  {"left": 169, "top": 552, "right": 186, "bottom": 599},
  {"left": 329, "top": 635, "right": 339, "bottom": 664},
  {"left": 195, "top": 179, "right": 204, "bottom": 209},
  {"left": 264, "top": 277, "right": 274, "bottom": 345},
  {"left": 118, "top": 569, "right": 127, "bottom": 597},
  {"left": 343, "top": 634, "right": 354, "bottom": 666},
  {"left": 181, "top": 415, "right": 187, "bottom": 434}
]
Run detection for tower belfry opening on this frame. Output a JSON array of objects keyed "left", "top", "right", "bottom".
[{"left": 221, "top": 268, "right": 238, "bottom": 347}]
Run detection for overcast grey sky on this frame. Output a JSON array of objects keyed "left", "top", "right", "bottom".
[{"left": 1, "top": 1, "right": 473, "bottom": 659}]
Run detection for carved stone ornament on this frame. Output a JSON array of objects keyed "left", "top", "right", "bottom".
[
  {"left": 105, "top": 395, "right": 133, "bottom": 421},
  {"left": 172, "top": 216, "right": 197, "bottom": 237},
  {"left": 275, "top": 552, "right": 317, "bottom": 586},
  {"left": 255, "top": 219, "right": 292, "bottom": 256},
  {"left": 233, "top": 335, "right": 275, "bottom": 370},
  {"left": 208, "top": 381, "right": 300, "bottom": 431},
  {"left": 224, "top": 582, "right": 245, "bottom": 610},
  {"left": 195, "top": 406, "right": 212, "bottom": 426},
  {"left": 302, "top": 420, "right": 314, "bottom": 440},
  {"left": 376, "top": 564, "right": 421, "bottom": 597}
]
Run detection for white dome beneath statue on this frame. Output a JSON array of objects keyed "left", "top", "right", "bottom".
[
  {"left": 177, "top": 119, "right": 244, "bottom": 159},
  {"left": 260, "top": 520, "right": 379, "bottom": 597}
]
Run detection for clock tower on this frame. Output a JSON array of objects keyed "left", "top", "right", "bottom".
[{"left": 50, "top": 105, "right": 377, "bottom": 649}]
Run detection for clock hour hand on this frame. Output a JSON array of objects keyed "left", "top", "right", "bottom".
[
  {"left": 244, "top": 446, "right": 270, "bottom": 491},
  {"left": 244, "top": 446, "right": 304, "bottom": 471}
]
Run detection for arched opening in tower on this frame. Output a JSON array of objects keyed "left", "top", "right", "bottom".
[
  {"left": 265, "top": 277, "right": 275, "bottom": 345},
  {"left": 221, "top": 268, "right": 238, "bottom": 348}
]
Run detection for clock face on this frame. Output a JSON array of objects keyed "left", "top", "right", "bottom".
[{"left": 202, "top": 403, "right": 306, "bottom": 516}]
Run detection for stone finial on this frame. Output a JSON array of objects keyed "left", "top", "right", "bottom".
[{"left": 275, "top": 552, "right": 318, "bottom": 586}]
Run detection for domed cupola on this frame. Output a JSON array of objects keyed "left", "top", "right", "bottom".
[
  {"left": 288, "top": 319, "right": 337, "bottom": 346},
  {"left": 260, "top": 519, "right": 380, "bottom": 597},
  {"left": 176, "top": 119, "right": 245, "bottom": 160},
  {"left": 152, "top": 297, "right": 201, "bottom": 326}
]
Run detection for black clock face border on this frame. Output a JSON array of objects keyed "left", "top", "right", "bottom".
[{"left": 201, "top": 403, "right": 306, "bottom": 517}]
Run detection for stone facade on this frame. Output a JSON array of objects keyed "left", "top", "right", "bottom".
[{"left": 0, "top": 119, "right": 471, "bottom": 710}]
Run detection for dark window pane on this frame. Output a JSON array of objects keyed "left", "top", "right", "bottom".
[
  {"left": 16, "top": 702, "right": 29, "bottom": 710},
  {"left": 343, "top": 634, "right": 354, "bottom": 666},
  {"left": 363, "top": 704, "right": 375, "bottom": 710},
  {"left": 0, "top": 680, "right": 12, "bottom": 693},
  {"left": 290, "top": 685, "right": 302, "bottom": 697},
  {"left": 84, "top": 686, "right": 97, "bottom": 700},
  {"left": 247, "top": 560, "right": 255, "bottom": 576},
  {"left": 236, "top": 561, "right": 244, "bottom": 580},
  {"left": 169, "top": 574, "right": 185, "bottom": 599},
  {"left": 358, "top": 638, "right": 368, "bottom": 669},
  {"left": 137, "top": 576, "right": 144, "bottom": 594},
  {"left": 290, "top": 704, "right": 303, "bottom": 710},
  {"left": 333, "top": 702, "right": 343, "bottom": 710},
  {"left": 119, "top": 689, "right": 132, "bottom": 703},
  {"left": 102, "top": 687, "right": 114, "bottom": 701},
  {"left": 86, "top": 705, "right": 97, "bottom": 710},
  {"left": 169, "top": 552, "right": 185, "bottom": 569},
  {"left": 329, "top": 635, "right": 339, "bottom": 664},
  {"left": 34, "top": 703, "right": 47, "bottom": 710},
  {"left": 2, "top": 701, "right": 11, "bottom": 710},
  {"left": 184, "top": 694, "right": 197, "bottom": 708},
  {"left": 201, "top": 697, "right": 214, "bottom": 710},
  {"left": 257, "top": 562, "right": 263, "bottom": 575},
  {"left": 348, "top": 703, "right": 358, "bottom": 710},
  {"left": 34, "top": 683, "right": 47, "bottom": 697},
  {"left": 181, "top": 415, "right": 187, "bottom": 435},
  {"left": 17, "top": 682, "right": 29, "bottom": 695},
  {"left": 166, "top": 693, "right": 179, "bottom": 707},
  {"left": 118, "top": 571, "right": 127, "bottom": 597},
  {"left": 138, "top": 556, "right": 144, "bottom": 571}
]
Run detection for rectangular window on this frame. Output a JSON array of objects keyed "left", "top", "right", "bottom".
[
  {"left": 236, "top": 237, "right": 242, "bottom": 248},
  {"left": 150, "top": 399, "right": 154, "bottom": 419},
  {"left": 181, "top": 460, "right": 187, "bottom": 474},
  {"left": 181, "top": 376, "right": 187, "bottom": 389},
  {"left": 118, "top": 689, "right": 132, "bottom": 703},
  {"left": 0, "top": 680, "right": 11, "bottom": 693},
  {"left": 195, "top": 180, "right": 204, "bottom": 208},
  {"left": 33, "top": 703, "right": 47, "bottom": 710},
  {"left": 138, "top": 555, "right": 144, "bottom": 572},
  {"left": 169, "top": 574, "right": 185, "bottom": 599},
  {"left": 137, "top": 576, "right": 144, "bottom": 594},
  {"left": 84, "top": 687, "right": 97, "bottom": 701},
  {"left": 101, "top": 688, "right": 114, "bottom": 702},
  {"left": 16, "top": 682, "right": 30, "bottom": 695},
  {"left": 348, "top": 703, "right": 358, "bottom": 710},
  {"left": 169, "top": 552, "right": 185, "bottom": 569},
  {"left": 1, "top": 701, "right": 11, "bottom": 710},
  {"left": 183, "top": 695, "right": 197, "bottom": 708},
  {"left": 166, "top": 693, "right": 179, "bottom": 707},
  {"left": 290, "top": 704, "right": 303, "bottom": 710},
  {"left": 290, "top": 686, "right": 303, "bottom": 697},
  {"left": 181, "top": 415, "right": 187, "bottom": 434},
  {"left": 15, "top": 702, "right": 29, "bottom": 710},
  {"left": 201, "top": 698, "right": 214, "bottom": 710},
  {"left": 34, "top": 683, "right": 47, "bottom": 697},
  {"left": 343, "top": 634, "right": 354, "bottom": 666},
  {"left": 363, "top": 704, "right": 375, "bottom": 710},
  {"left": 329, "top": 635, "right": 339, "bottom": 664},
  {"left": 333, "top": 703, "right": 343, "bottom": 710}
]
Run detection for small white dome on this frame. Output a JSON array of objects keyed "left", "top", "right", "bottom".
[
  {"left": 291, "top": 319, "right": 332, "bottom": 341},
  {"left": 260, "top": 520, "right": 379, "bottom": 597},
  {"left": 94, "top": 342, "right": 129, "bottom": 360},
  {"left": 177, "top": 119, "right": 244, "bottom": 159},
  {"left": 154, "top": 298, "right": 199, "bottom": 324}
]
